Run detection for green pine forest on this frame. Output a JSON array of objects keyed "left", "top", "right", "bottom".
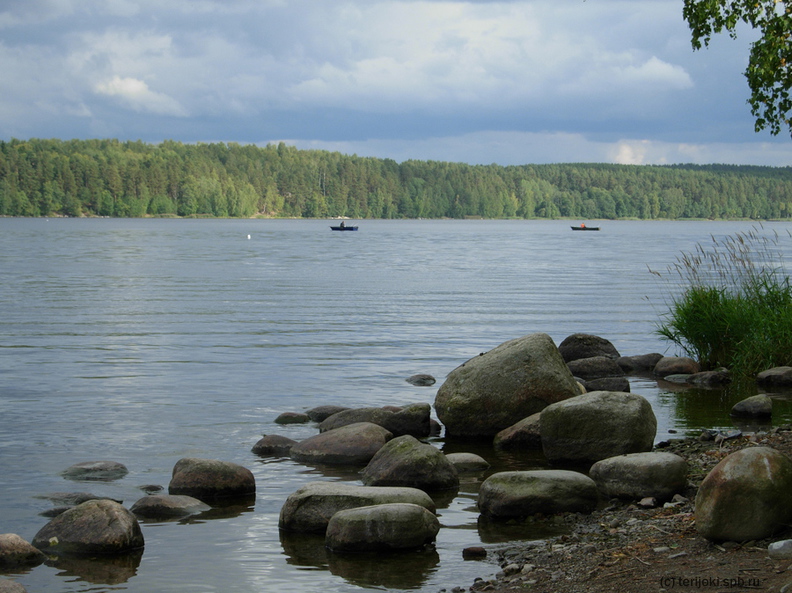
[{"left": 3, "top": 138, "right": 792, "bottom": 220}]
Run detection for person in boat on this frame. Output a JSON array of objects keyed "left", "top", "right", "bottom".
[
  {"left": 580, "top": 223, "right": 585, "bottom": 228},
  {"left": 339, "top": 220, "right": 345, "bottom": 228}
]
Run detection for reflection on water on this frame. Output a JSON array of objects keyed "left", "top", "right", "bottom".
[{"left": 47, "top": 549, "right": 143, "bottom": 585}]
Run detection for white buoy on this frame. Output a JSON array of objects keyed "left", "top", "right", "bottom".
[{"left": 247, "top": 234, "right": 251, "bottom": 240}]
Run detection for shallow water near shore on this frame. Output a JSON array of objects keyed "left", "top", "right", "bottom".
[{"left": 2, "top": 218, "right": 792, "bottom": 593}]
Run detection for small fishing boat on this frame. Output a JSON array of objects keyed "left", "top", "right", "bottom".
[
  {"left": 571, "top": 224, "right": 599, "bottom": 231},
  {"left": 330, "top": 224, "right": 358, "bottom": 231}
]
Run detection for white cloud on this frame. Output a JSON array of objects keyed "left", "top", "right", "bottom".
[
  {"left": 278, "top": 131, "right": 792, "bottom": 167},
  {"left": 95, "top": 76, "right": 187, "bottom": 116}
]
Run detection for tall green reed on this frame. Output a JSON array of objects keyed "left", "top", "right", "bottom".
[{"left": 652, "top": 226, "right": 792, "bottom": 378}]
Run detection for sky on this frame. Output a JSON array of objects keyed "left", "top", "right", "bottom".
[{"left": 1, "top": 0, "right": 791, "bottom": 167}]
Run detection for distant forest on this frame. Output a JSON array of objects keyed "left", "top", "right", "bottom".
[{"left": 2, "top": 138, "right": 792, "bottom": 219}]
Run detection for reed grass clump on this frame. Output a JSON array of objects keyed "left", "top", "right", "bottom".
[{"left": 654, "top": 226, "right": 792, "bottom": 378}]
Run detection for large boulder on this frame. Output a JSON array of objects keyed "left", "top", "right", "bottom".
[
  {"left": 493, "top": 413, "right": 542, "bottom": 450},
  {"left": 361, "top": 435, "right": 459, "bottom": 491},
  {"left": 318, "top": 404, "right": 431, "bottom": 438},
  {"left": 168, "top": 458, "right": 255, "bottom": 502},
  {"left": 290, "top": 422, "right": 393, "bottom": 466},
  {"left": 279, "top": 482, "right": 436, "bottom": 533},
  {"left": 540, "top": 391, "right": 657, "bottom": 465},
  {"left": 325, "top": 503, "right": 440, "bottom": 553},
  {"left": 558, "top": 334, "right": 620, "bottom": 362},
  {"left": 0, "top": 534, "right": 45, "bottom": 568},
  {"left": 130, "top": 494, "right": 210, "bottom": 519},
  {"left": 434, "top": 333, "right": 581, "bottom": 437},
  {"left": 589, "top": 452, "right": 688, "bottom": 501},
  {"left": 32, "top": 499, "right": 144, "bottom": 556},
  {"left": 478, "top": 470, "right": 598, "bottom": 520},
  {"left": 567, "top": 356, "right": 625, "bottom": 381},
  {"left": 695, "top": 447, "right": 792, "bottom": 542}
]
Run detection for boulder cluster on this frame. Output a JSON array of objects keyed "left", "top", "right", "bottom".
[{"left": 5, "top": 331, "right": 792, "bottom": 592}]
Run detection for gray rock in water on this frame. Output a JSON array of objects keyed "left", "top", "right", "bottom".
[
  {"left": 653, "top": 356, "right": 700, "bottom": 377},
  {"left": 757, "top": 366, "right": 792, "bottom": 387},
  {"left": 0, "top": 534, "right": 45, "bottom": 569},
  {"left": 318, "top": 403, "right": 431, "bottom": 438},
  {"left": 478, "top": 470, "right": 598, "bottom": 519},
  {"left": 567, "top": 356, "right": 625, "bottom": 381},
  {"left": 32, "top": 499, "right": 144, "bottom": 556},
  {"left": 290, "top": 422, "right": 393, "bottom": 466},
  {"left": 688, "top": 368, "right": 731, "bottom": 387},
  {"left": 361, "top": 435, "right": 459, "bottom": 491},
  {"left": 61, "top": 461, "right": 129, "bottom": 482},
  {"left": 406, "top": 374, "right": 436, "bottom": 386},
  {"left": 617, "top": 353, "right": 664, "bottom": 373},
  {"left": 493, "top": 413, "right": 542, "bottom": 450},
  {"left": 540, "top": 391, "right": 657, "bottom": 465},
  {"left": 558, "top": 334, "right": 620, "bottom": 362},
  {"left": 730, "top": 394, "right": 773, "bottom": 418},
  {"left": 581, "top": 376, "right": 630, "bottom": 393},
  {"left": 251, "top": 434, "right": 297, "bottom": 456},
  {"left": 278, "top": 481, "right": 436, "bottom": 533},
  {"left": 695, "top": 447, "right": 792, "bottom": 542},
  {"left": 130, "top": 494, "right": 211, "bottom": 519},
  {"left": 305, "top": 405, "right": 350, "bottom": 422},
  {"left": 444, "top": 452, "right": 490, "bottom": 472},
  {"left": 274, "top": 412, "right": 311, "bottom": 425},
  {"left": 325, "top": 503, "right": 440, "bottom": 553},
  {"left": 435, "top": 333, "right": 580, "bottom": 437},
  {"left": 168, "top": 458, "right": 256, "bottom": 502},
  {"left": 589, "top": 452, "right": 688, "bottom": 501}
]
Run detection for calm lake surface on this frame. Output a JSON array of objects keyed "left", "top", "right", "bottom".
[{"left": 2, "top": 218, "right": 792, "bottom": 593}]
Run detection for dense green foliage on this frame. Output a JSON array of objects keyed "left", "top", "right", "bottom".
[
  {"left": 3, "top": 138, "right": 792, "bottom": 219},
  {"left": 683, "top": 0, "right": 792, "bottom": 137},
  {"left": 656, "top": 228, "right": 792, "bottom": 377}
]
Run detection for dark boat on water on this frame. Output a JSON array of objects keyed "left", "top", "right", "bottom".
[
  {"left": 571, "top": 224, "right": 599, "bottom": 231},
  {"left": 330, "top": 223, "right": 358, "bottom": 231}
]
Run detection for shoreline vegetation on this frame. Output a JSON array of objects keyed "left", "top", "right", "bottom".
[{"left": 2, "top": 138, "right": 792, "bottom": 220}]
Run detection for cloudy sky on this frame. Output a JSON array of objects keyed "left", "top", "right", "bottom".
[{"left": 1, "top": 0, "right": 791, "bottom": 166}]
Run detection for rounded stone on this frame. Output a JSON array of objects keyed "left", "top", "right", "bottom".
[
  {"left": 730, "top": 394, "right": 772, "bottom": 418},
  {"left": 558, "top": 334, "right": 620, "bottom": 362},
  {"left": 434, "top": 333, "right": 581, "bottom": 437},
  {"left": 168, "top": 458, "right": 255, "bottom": 501},
  {"left": 540, "top": 391, "right": 657, "bottom": 465},
  {"left": 478, "top": 470, "right": 599, "bottom": 520},
  {"left": 361, "top": 435, "right": 459, "bottom": 491},
  {"left": 589, "top": 452, "right": 688, "bottom": 501},
  {"left": 325, "top": 503, "right": 440, "bottom": 553},
  {"left": 289, "top": 422, "right": 393, "bottom": 466},
  {"left": 445, "top": 452, "right": 490, "bottom": 472},
  {"left": 653, "top": 356, "right": 700, "bottom": 377},
  {"left": 695, "top": 447, "right": 792, "bottom": 542},
  {"left": 130, "top": 494, "right": 211, "bottom": 519},
  {"left": 0, "top": 534, "right": 45, "bottom": 568},
  {"left": 251, "top": 434, "right": 297, "bottom": 456},
  {"left": 279, "top": 481, "right": 436, "bottom": 533},
  {"left": 275, "top": 412, "right": 311, "bottom": 425},
  {"left": 32, "top": 499, "right": 144, "bottom": 556}
]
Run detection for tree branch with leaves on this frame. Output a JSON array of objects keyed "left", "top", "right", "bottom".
[{"left": 684, "top": 0, "right": 792, "bottom": 136}]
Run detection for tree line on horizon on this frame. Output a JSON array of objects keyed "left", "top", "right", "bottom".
[{"left": 2, "top": 138, "right": 792, "bottom": 220}]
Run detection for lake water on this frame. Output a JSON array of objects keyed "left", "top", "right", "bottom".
[{"left": 2, "top": 218, "right": 792, "bottom": 593}]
